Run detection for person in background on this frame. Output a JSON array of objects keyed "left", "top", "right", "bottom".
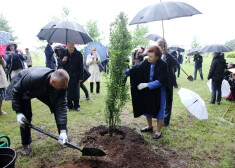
[
  {"left": 224, "top": 62, "right": 234, "bottom": 81},
  {"left": 157, "top": 38, "right": 178, "bottom": 126},
  {"left": 229, "top": 73, "right": 235, "bottom": 99},
  {"left": 207, "top": 52, "right": 226, "bottom": 105},
  {"left": 86, "top": 47, "right": 101, "bottom": 94},
  {"left": 185, "top": 55, "right": 190, "bottom": 63},
  {"left": 62, "top": 42, "right": 84, "bottom": 111},
  {"left": 125, "top": 45, "right": 170, "bottom": 139},
  {"left": 176, "top": 50, "right": 183, "bottom": 77},
  {"left": 9, "top": 67, "right": 69, "bottom": 155},
  {"left": 5, "top": 43, "right": 26, "bottom": 79},
  {"left": 0, "top": 54, "right": 8, "bottom": 115},
  {"left": 193, "top": 53, "right": 203, "bottom": 80},
  {"left": 24, "top": 48, "right": 32, "bottom": 68},
  {"left": 135, "top": 47, "right": 147, "bottom": 64},
  {"left": 45, "top": 41, "right": 56, "bottom": 69},
  {"left": 54, "top": 45, "right": 66, "bottom": 69}
]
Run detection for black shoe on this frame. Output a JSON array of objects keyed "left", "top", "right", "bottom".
[
  {"left": 163, "top": 123, "right": 169, "bottom": 127},
  {"left": 21, "top": 144, "right": 31, "bottom": 155},
  {"left": 75, "top": 107, "right": 80, "bottom": 111},
  {"left": 207, "top": 102, "right": 215, "bottom": 104},
  {"left": 86, "top": 96, "right": 90, "bottom": 100},
  {"left": 217, "top": 102, "right": 220, "bottom": 105},
  {"left": 140, "top": 127, "right": 153, "bottom": 132},
  {"left": 152, "top": 133, "right": 162, "bottom": 139}
]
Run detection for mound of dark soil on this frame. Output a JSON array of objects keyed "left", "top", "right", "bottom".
[{"left": 56, "top": 125, "right": 168, "bottom": 168}]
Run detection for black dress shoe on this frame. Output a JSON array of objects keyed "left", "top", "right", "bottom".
[
  {"left": 140, "top": 127, "right": 153, "bottom": 132},
  {"left": 152, "top": 133, "right": 162, "bottom": 139},
  {"left": 217, "top": 102, "right": 221, "bottom": 105}
]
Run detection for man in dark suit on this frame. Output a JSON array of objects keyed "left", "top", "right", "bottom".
[
  {"left": 176, "top": 50, "right": 183, "bottom": 77},
  {"left": 62, "top": 42, "right": 84, "bottom": 111}
]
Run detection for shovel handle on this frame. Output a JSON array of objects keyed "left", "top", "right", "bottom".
[
  {"left": 23, "top": 119, "right": 83, "bottom": 151},
  {"left": 180, "top": 67, "right": 189, "bottom": 77}
]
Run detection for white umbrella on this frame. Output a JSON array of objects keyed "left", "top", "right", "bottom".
[
  {"left": 178, "top": 88, "right": 208, "bottom": 120},
  {"left": 207, "top": 79, "right": 230, "bottom": 97}
]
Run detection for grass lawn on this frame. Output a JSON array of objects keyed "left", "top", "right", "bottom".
[{"left": 0, "top": 53, "right": 234, "bottom": 168}]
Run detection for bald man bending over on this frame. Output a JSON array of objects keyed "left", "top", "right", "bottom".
[{"left": 9, "top": 67, "right": 69, "bottom": 155}]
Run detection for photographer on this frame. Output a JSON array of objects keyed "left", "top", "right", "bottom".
[{"left": 5, "top": 43, "right": 26, "bottom": 79}]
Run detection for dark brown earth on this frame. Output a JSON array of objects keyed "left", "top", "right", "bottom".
[{"left": 56, "top": 125, "right": 169, "bottom": 168}]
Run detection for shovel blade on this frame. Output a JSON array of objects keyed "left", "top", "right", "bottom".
[
  {"left": 187, "top": 75, "right": 194, "bottom": 81},
  {"left": 82, "top": 147, "right": 106, "bottom": 156}
]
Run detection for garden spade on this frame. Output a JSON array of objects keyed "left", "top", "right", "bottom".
[
  {"left": 22, "top": 119, "right": 106, "bottom": 157},
  {"left": 180, "top": 67, "right": 193, "bottom": 81}
]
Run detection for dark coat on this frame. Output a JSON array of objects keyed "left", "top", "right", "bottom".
[
  {"left": 63, "top": 48, "right": 84, "bottom": 101},
  {"left": 5, "top": 43, "right": 26, "bottom": 75},
  {"left": 161, "top": 53, "right": 178, "bottom": 86},
  {"left": 193, "top": 55, "right": 203, "bottom": 68},
  {"left": 45, "top": 44, "right": 55, "bottom": 69},
  {"left": 54, "top": 45, "right": 66, "bottom": 69},
  {"left": 177, "top": 54, "right": 183, "bottom": 64},
  {"left": 129, "top": 59, "right": 170, "bottom": 118},
  {"left": 208, "top": 56, "right": 226, "bottom": 82},
  {"left": 9, "top": 67, "right": 67, "bottom": 129}
]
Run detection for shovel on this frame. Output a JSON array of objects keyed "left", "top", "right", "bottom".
[
  {"left": 180, "top": 67, "right": 193, "bottom": 81},
  {"left": 23, "top": 119, "right": 106, "bottom": 157}
]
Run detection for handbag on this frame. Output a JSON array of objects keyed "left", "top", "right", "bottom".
[{"left": 83, "top": 68, "right": 91, "bottom": 82}]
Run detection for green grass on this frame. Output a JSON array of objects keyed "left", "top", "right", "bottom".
[{"left": 0, "top": 55, "right": 234, "bottom": 167}]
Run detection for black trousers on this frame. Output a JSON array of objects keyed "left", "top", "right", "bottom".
[
  {"left": 19, "top": 100, "right": 32, "bottom": 145},
  {"left": 164, "top": 86, "right": 173, "bottom": 125},
  {"left": 90, "top": 82, "right": 100, "bottom": 93},
  {"left": 67, "top": 100, "right": 80, "bottom": 108},
  {"left": 80, "top": 83, "right": 89, "bottom": 98},
  {"left": 211, "top": 80, "right": 223, "bottom": 103},
  {"left": 177, "top": 65, "right": 180, "bottom": 77}
]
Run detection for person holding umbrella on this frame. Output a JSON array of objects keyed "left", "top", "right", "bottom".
[
  {"left": 157, "top": 38, "right": 178, "bottom": 126},
  {"left": 207, "top": 52, "right": 226, "bottom": 105},
  {"left": 62, "top": 42, "right": 84, "bottom": 111}
]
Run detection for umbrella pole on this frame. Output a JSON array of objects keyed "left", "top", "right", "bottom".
[{"left": 161, "top": 19, "right": 165, "bottom": 41}]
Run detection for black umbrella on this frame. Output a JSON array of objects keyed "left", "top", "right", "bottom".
[
  {"left": 199, "top": 44, "right": 232, "bottom": 53},
  {"left": 129, "top": 1, "right": 202, "bottom": 39},
  {"left": 187, "top": 48, "right": 201, "bottom": 56},
  {"left": 37, "top": 21, "right": 57, "bottom": 40},
  {"left": 37, "top": 21, "right": 93, "bottom": 44},
  {"left": 144, "top": 34, "right": 162, "bottom": 41},
  {"left": 168, "top": 45, "right": 185, "bottom": 52}
]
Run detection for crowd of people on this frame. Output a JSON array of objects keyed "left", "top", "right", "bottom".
[{"left": 0, "top": 39, "right": 234, "bottom": 156}]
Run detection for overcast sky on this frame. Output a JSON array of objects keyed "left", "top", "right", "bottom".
[{"left": 0, "top": 0, "right": 234, "bottom": 51}]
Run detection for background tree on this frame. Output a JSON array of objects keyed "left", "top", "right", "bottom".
[
  {"left": 85, "top": 20, "right": 102, "bottom": 43},
  {"left": 0, "top": 14, "right": 17, "bottom": 41},
  {"left": 225, "top": 39, "right": 235, "bottom": 50},
  {"left": 131, "top": 25, "right": 149, "bottom": 48},
  {"left": 190, "top": 36, "right": 201, "bottom": 49},
  {"left": 105, "top": 12, "right": 132, "bottom": 136}
]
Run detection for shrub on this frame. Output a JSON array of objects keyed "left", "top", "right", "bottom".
[{"left": 226, "top": 51, "right": 235, "bottom": 58}]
